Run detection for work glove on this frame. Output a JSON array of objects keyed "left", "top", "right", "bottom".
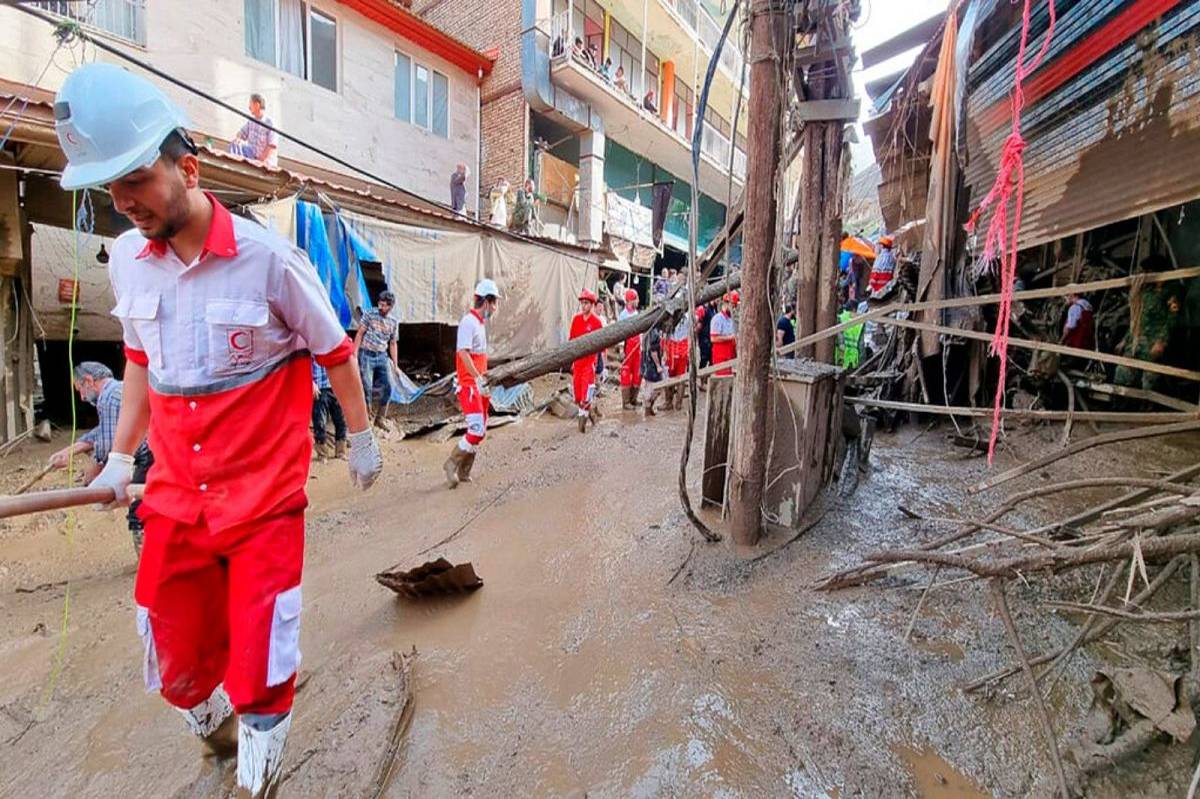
[
  {"left": 347, "top": 428, "right": 382, "bottom": 490},
  {"left": 89, "top": 451, "right": 134, "bottom": 509}
]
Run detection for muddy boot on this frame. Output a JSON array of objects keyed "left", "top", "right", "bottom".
[
  {"left": 443, "top": 445, "right": 468, "bottom": 489},
  {"left": 621, "top": 387, "right": 634, "bottom": 410},
  {"left": 631, "top": 385, "right": 642, "bottom": 407},
  {"left": 179, "top": 685, "right": 237, "bottom": 759},
  {"left": 577, "top": 410, "right": 588, "bottom": 433},
  {"left": 333, "top": 439, "right": 347, "bottom": 460},
  {"left": 589, "top": 404, "right": 602, "bottom": 425},
  {"left": 644, "top": 390, "right": 658, "bottom": 417},
  {"left": 373, "top": 406, "right": 391, "bottom": 432},
  {"left": 457, "top": 450, "right": 477, "bottom": 483},
  {"left": 236, "top": 713, "right": 290, "bottom": 798},
  {"left": 673, "top": 387, "right": 684, "bottom": 411}
]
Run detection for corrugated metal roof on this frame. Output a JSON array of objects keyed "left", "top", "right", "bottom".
[{"left": 963, "top": 0, "right": 1200, "bottom": 251}]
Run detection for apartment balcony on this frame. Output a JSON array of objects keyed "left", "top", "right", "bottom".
[{"left": 548, "top": 13, "right": 743, "bottom": 202}]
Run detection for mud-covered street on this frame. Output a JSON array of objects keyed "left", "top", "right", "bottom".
[{"left": 2, "top": 389, "right": 1197, "bottom": 798}]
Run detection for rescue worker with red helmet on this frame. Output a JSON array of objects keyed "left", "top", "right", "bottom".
[
  {"left": 710, "top": 294, "right": 738, "bottom": 376},
  {"left": 869, "top": 235, "right": 897, "bottom": 292},
  {"left": 618, "top": 288, "right": 642, "bottom": 409},
  {"left": 53, "top": 63, "right": 382, "bottom": 797},
  {"left": 444, "top": 279, "right": 500, "bottom": 488},
  {"left": 569, "top": 289, "right": 604, "bottom": 432}
]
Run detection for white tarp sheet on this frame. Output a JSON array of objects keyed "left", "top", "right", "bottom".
[{"left": 340, "top": 211, "right": 598, "bottom": 360}]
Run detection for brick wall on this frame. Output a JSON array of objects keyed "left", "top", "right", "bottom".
[{"left": 415, "top": 0, "right": 529, "bottom": 200}]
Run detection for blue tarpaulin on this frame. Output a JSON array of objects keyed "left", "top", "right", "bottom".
[{"left": 296, "top": 201, "right": 355, "bottom": 327}]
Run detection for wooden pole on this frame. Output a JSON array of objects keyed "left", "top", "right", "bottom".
[
  {"left": 814, "top": 111, "right": 846, "bottom": 363},
  {"left": 727, "top": 0, "right": 785, "bottom": 547}
]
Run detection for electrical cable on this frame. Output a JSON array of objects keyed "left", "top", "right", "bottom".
[
  {"left": 677, "top": 0, "right": 742, "bottom": 545},
  {"left": 4, "top": 1, "right": 613, "bottom": 273}
]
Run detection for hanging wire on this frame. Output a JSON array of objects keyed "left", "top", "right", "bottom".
[{"left": 37, "top": 187, "right": 91, "bottom": 713}]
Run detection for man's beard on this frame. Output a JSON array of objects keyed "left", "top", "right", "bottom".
[{"left": 144, "top": 182, "right": 191, "bottom": 242}]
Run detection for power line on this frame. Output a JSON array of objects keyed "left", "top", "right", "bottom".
[{"left": 3, "top": 1, "right": 629, "bottom": 270}]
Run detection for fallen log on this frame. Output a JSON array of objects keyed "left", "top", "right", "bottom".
[{"left": 490, "top": 270, "right": 741, "bottom": 387}]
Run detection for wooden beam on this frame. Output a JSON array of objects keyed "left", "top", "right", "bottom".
[
  {"left": 795, "top": 98, "right": 861, "bottom": 122},
  {"left": 844, "top": 397, "right": 1198, "bottom": 424}
]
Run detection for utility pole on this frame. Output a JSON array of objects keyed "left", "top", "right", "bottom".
[{"left": 727, "top": 0, "right": 786, "bottom": 546}]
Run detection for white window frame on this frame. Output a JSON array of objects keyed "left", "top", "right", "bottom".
[
  {"left": 394, "top": 48, "right": 451, "bottom": 139},
  {"left": 244, "top": 0, "right": 340, "bottom": 92},
  {"left": 305, "top": 4, "right": 339, "bottom": 93}
]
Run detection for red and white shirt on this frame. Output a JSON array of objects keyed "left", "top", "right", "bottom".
[
  {"left": 110, "top": 193, "right": 352, "bottom": 531},
  {"left": 455, "top": 309, "right": 488, "bottom": 387}
]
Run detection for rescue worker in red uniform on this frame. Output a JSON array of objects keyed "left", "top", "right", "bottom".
[
  {"left": 1061, "top": 292, "right": 1096, "bottom": 350},
  {"left": 869, "top": 235, "right": 897, "bottom": 292},
  {"left": 710, "top": 294, "right": 737, "bottom": 376},
  {"left": 570, "top": 289, "right": 604, "bottom": 432},
  {"left": 444, "top": 279, "right": 500, "bottom": 488},
  {"left": 54, "top": 64, "right": 383, "bottom": 797},
  {"left": 618, "top": 288, "right": 642, "bottom": 409}
]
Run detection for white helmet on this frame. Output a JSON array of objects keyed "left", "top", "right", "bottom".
[
  {"left": 55, "top": 63, "right": 191, "bottom": 190},
  {"left": 474, "top": 278, "right": 500, "bottom": 299}
]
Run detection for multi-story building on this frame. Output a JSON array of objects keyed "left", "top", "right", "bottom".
[
  {"left": 418, "top": 0, "right": 748, "bottom": 262},
  {"left": 0, "top": 0, "right": 493, "bottom": 214}
]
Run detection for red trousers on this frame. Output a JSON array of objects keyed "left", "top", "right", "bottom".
[
  {"left": 620, "top": 335, "right": 642, "bottom": 388},
  {"left": 667, "top": 339, "right": 689, "bottom": 378},
  {"left": 712, "top": 339, "right": 737, "bottom": 377},
  {"left": 134, "top": 494, "right": 306, "bottom": 715},
  {"left": 572, "top": 357, "right": 596, "bottom": 410},
  {"left": 457, "top": 384, "right": 489, "bottom": 448}
]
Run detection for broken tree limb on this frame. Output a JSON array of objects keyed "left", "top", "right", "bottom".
[
  {"left": 1072, "top": 378, "right": 1199, "bottom": 413},
  {"left": 971, "top": 420, "right": 1200, "bottom": 494},
  {"left": 843, "top": 397, "right": 1197, "bottom": 424},
  {"left": 1044, "top": 601, "right": 1200, "bottom": 623},
  {"left": 991, "top": 579, "right": 1072, "bottom": 799},
  {"left": 488, "top": 272, "right": 741, "bottom": 388},
  {"left": 965, "top": 557, "right": 1187, "bottom": 693},
  {"left": 866, "top": 531, "right": 1200, "bottom": 580}
]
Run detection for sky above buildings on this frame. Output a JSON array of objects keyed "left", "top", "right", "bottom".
[{"left": 850, "top": 0, "right": 949, "bottom": 172}]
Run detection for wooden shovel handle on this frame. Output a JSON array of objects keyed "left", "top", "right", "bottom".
[{"left": 0, "top": 484, "right": 145, "bottom": 519}]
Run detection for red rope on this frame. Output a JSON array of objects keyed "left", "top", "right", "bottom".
[{"left": 964, "top": 0, "right": 1056, "bottom": 463}]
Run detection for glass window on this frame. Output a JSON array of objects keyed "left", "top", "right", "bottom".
[
  {"left": 395, "top": 52, "right": 411, "bottom": 123},
  {"left": 432, "top": 71, "right": 449, "bottom": 138},
  {"left": 308, "top": 8, "right": 337, "bottom": 91},
  {"left": 244, "top": 0, "right": 275, "bottom": 65},
  {"left": 414, "top": 64, "right": 429, "bottom": 128}
]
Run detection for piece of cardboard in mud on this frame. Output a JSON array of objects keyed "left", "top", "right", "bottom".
[{"left": 376, "top": 558, "right": 484, "bottom": 598}]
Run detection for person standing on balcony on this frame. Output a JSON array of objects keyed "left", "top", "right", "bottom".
[
  {"left": 228, "top": 93, "right": 278, "bottom": 168},
  {"left": 449, "top": 162, "right": 469, "bottom": 216},
  {"left": 643, "top": 88, "right": 658, "bottom": 114},
  {"left": 586, "top": 42, "right": 601, "bottom": 70},
  {"left": 488, "top": 178, "right": 511, "bottom": 228},
  {"left": 600, "top": 57, "right": 614, "bottom": 82},
  {"left": 615, "top": 65, "right": 628, "bottom": 94},
  {"left": 510, "top": 178, "right": 542, "bottom": 236}
]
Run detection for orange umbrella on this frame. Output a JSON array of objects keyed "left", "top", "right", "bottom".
[{"left": 841, "top": 236, "right": 876, "bottom": 260}]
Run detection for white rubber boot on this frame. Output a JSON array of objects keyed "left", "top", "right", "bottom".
[
  {"left": 236, "top": 713, "right": 291, "bottom": 798},
  {"left": 179, "top": 685, "right": 236, "bottom": 757}
]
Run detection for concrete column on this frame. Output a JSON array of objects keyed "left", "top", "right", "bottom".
[{"left": 577, "top": 127, "right": 605, "bottom": 246}]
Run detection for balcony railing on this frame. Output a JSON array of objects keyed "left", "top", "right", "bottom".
[
  {"left": 547, "top": 9, "right": 745, "bottom": 183},
  {"left": 33, "top": 0, "right": 146, "bottom": 45},
  {"left": 663, "top": 0, "right": 744, "bottom": 81}
]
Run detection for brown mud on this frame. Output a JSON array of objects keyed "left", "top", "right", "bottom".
[{"left": 0, "top": 388, "right": 1197, "bottom": 797}]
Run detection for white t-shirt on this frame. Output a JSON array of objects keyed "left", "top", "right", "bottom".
[{"left": 456, "top": 310, "right": 487, "bottom": 353}]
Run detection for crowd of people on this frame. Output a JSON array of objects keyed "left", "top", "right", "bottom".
[{"left": 552, "top": 33, "right": 659, "bottom": 116}]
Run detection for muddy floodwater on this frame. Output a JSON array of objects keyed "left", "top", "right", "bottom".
[{"left": 1, "top": 388, "right": 1197, "bottom": 797}]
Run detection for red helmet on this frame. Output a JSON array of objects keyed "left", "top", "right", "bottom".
[
  {"left": 579, "top": 289, "right": 598, "bottom": 303},
  {"left": 724, "top": 290, "right": 739, "bottom": 307},
  {"left": 879, "top": 236, "right": 894, "bottom": 248},
  {"left": 624, "top": 288, "right": 639, "bottom": 302}
]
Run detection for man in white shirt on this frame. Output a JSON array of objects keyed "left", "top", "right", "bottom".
[{"left": 444, "top": 280, "right": 500, "bottom": 487}]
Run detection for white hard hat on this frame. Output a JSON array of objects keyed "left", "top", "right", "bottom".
[
  {"left": 55, "top": 63, "right": 191, "bottom": 190},
  {"left": 474, "top": 278, "right": 500, "bottom": 298}
]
